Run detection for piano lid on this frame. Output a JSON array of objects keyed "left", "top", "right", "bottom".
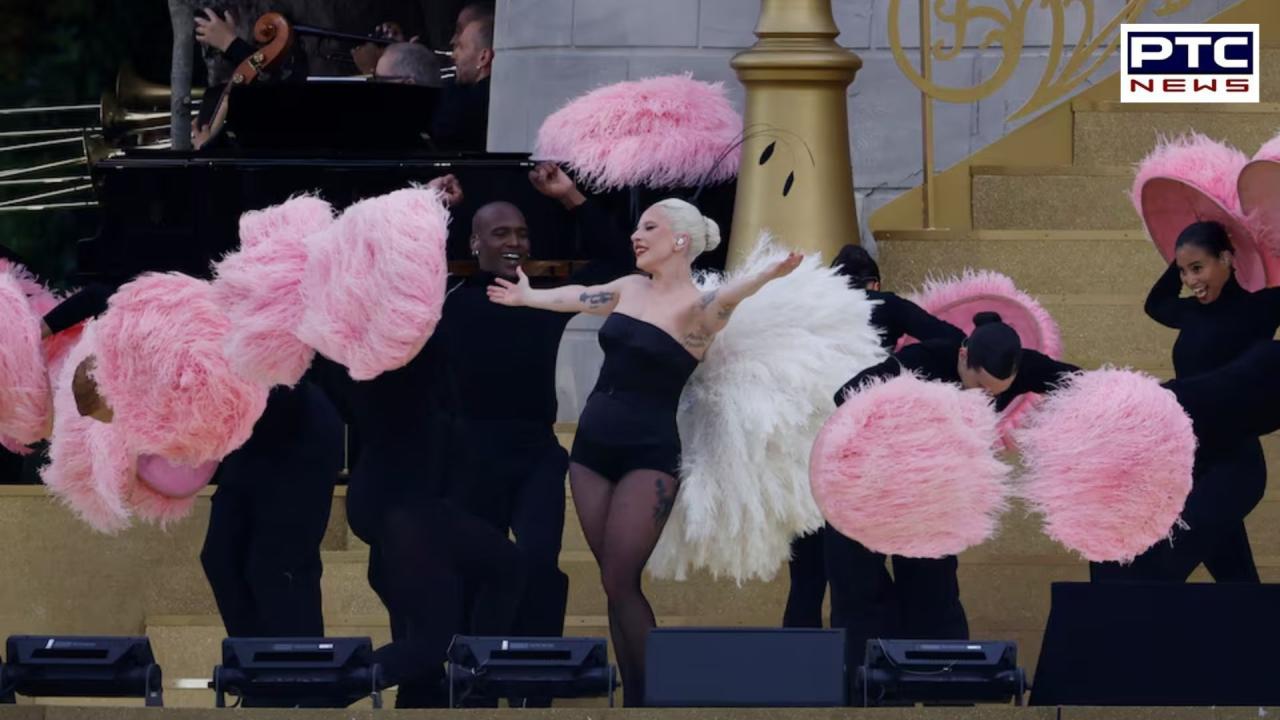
[{"left": 224, "top": 81, "right": 442, "bottom": 152}]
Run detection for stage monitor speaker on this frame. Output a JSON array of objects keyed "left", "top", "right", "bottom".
[
  {"left": 644, "top": 628, "right": 846, "bottom": 707},
  {"left": 1031, "top": 581, "right": 1280, "bottom": 706},
  {"left": 1, "top": 636, "right": 162, "bottom": 707},
  {"left": 212, "top": 637, "right": 381, "bottom": 708},
  {"left": 858, "top": 639, "right": 1025, "bottom": 706},
  {"left": 446, "top": 635, "right": 615, "bottom": 707}
]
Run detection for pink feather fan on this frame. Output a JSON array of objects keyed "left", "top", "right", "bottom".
[
  {"left": 297, "top": 186, "right": 450, "bottom": 380},
  {"left": 1237, "top": 132, "right": 1280, "bottom": 264},
  {"left": 811, "top": 373, "right": 1011, "bottom": 558},
  {"left": 40, "top": 324, "right": 133, "bottom": 533},
  {"left": 535, "top": 74, "right": 742, "bottom": 190},
  {"left": 0, "top": 269, "right": 51, "bottom": 449},
  {"left": 213, "top": 194, "right": 335, "bottom": 387},
  {"left": 1014, "top": 368, "right": 1195, "bottom": 563},
  {"left": 1132, "top": 133, "right": 1278, "bottom": 290},
  {"left": 91, "top": 272, "right": 268, "bottom": 467}
]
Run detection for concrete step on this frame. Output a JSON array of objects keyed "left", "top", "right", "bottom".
[
  {"left": 1073, "top": 104, "right": 1280, "bottom": 166},
  {"left": 1042, "top": 295, "right": 1176, "bottom": 369},
  {"left": 970, "top": 167, "right": 1137, "bottom": 231},
  {"left": 0, "top": 488, "right": 349, "bottom": 640}
]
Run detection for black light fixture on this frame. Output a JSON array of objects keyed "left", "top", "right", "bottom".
[
  {"left": 644, "top": 628, "right": 847, "bottom": 707},
  {"left": 856, "top": 639, "right": 1026, "bottom": 707},
  {"left": 446, "top": 635, "right": 616, "bottom": 708},
  {"left": 0, "top": 635, "right": 163, "bottom": 707},
  {"left": 211, "top": 637, "right": 383, "bottom": 708}
]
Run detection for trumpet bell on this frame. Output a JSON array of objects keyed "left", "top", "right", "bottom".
[{"left": 116, "top": 63, "right": 204, "bottom": 112}]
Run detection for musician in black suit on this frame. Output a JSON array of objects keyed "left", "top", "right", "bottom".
[{"left": 430, "top": 2, "right": 493, "bottom": 151}]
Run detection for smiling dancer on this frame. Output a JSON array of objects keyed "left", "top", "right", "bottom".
[
  {"left": 1091, "top": 222, "right": 1280, "bottom": 583},
  {"left": 440, "top": 163, "right": 633, "bottom": 706}
]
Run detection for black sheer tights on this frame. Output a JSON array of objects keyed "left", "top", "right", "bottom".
[{"left": 569, "top": 462, "right": 679, "bottom": 708}]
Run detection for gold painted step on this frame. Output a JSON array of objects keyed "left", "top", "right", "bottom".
[
  {"left": 970, "top": 166, "right": 1136, "bottom": 232},
  {"left": 1073, "top": 103, "right": 1280, "bottom": 167},
  {"left": 874, "top": 230, "right": 1163, "bottom": 296}
]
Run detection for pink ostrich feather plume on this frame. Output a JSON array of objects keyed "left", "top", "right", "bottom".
[
  {"left": 1131, "top": 134, "right": 1277, "bottom": 288},
  {"left": 1131, "top": 132, "right": 1247, "bottom": 216},
  {"left": 904, "top": 270, "right": 1063, "bottom": 445},
  {"left": 91, "top": 273, "right": 268, "bottom": 466},
  {"left": 0, "top": 258, "right": 87, "bottom": 447},
  {"left": 811, "top": 373, "right": 1011, "bottom": 558},
  {"left": 40, "top": 325, "right": 133, "bottom": 534},
  {"left": 0, "top": 258, "right": 95, "bottom": 376},
  {"left": 1014, "top": 368, "right": 1195, "bottom": 563},
  {"left": 1254, "top": 133, "right": 1280, "bottom": 164},
  {"left": 1239, "top": 133, "right": 1280, "bottom": 264},
  {"left": 297, "top": 187, "right": 450, "bottom": 380},
  {"left": 535, "top": 74, "right": 742, "bottom": 190},
  {"left": 0, "top": 269, "right": 52, "bottom": 448},
  {"left": 213, "top": 195, "right": 335, "bottom": 387}
]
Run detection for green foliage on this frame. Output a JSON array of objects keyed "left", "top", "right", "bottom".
[{"left": 0, "top": 0, "right": 171, "bottom": 286}]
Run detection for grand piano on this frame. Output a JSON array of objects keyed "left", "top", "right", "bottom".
[{"left": 77, "top": 82, "right": 735, "bottom": 285}]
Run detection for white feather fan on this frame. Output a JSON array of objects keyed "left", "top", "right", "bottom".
[{"left": 646, "top": 234, "right": 886, "bottom": 583}]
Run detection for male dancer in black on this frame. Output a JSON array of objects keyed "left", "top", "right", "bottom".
[
  {"left": 825, "top": 313, "right": 1077, "bottom": 675},
  {"left": 309, "top": 175, "right": 528, "bottom": 708},
  {"left": 441, "top": 164, "right": 634, "bottom": 706},
  {"left": 783, "top": 244, "right": 963, "bottom": 628},
  {"left": 198, "top": 378, "right": 343, "bottom": 641}
]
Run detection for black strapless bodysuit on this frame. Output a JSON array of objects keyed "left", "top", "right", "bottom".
[{"left": 570, "top": 313, "right": 699, "bottom": 480}]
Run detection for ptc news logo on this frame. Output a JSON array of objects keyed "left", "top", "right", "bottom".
[{"left": 1121, "top": 24, "right": 1259, "bottom": 103}]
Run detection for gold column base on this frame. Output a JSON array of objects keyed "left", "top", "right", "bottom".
[{"left": 727, "top": 0, "right": 862, "bottom": 269}]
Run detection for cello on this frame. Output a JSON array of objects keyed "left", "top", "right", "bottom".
[{"left": 195, "top": 12, "right": 294, "bottom": 149}]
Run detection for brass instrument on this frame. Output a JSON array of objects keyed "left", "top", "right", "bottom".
[
  {"left": 99, "top": 90, "right": 172, "bottom": 141},
  {"left": 116, "top": 63, "right": 204, "bottom": 113},
  {"left": 0, "top": 66, "right": 194, "bottom": 211}
]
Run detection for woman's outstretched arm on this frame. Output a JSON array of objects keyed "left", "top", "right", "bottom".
[
  {"left": 698, "top": 251, "right": 803, "bottom": 335},
  {"left": 487, "top": 268, "right": 635, "bottom": 315}
]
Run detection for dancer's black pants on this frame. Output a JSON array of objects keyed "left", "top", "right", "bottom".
[
  {"left": 824, "top": 524, "right": 969, "bottom": 670},
  {"left": 201, "top": 381, "right": 343, "bottom": 638},
  {"left": 1091, "top": 439, "right": 1265, "bottom": 584}
]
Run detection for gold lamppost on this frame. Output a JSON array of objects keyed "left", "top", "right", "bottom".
[{"left": 727, "top": 0, "right": 862, "bottom": 268}]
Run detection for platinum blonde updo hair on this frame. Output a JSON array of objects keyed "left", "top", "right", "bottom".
[{"left": 654, "top": 198, "right": 721, "bottom": 257}]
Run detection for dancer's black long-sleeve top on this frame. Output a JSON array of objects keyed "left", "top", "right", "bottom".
[
  {"left": 834, "top": 338, "right": 1079, "bottom": 410},
  {"left": 867, "top": 290, "right": 964, "bottom": 350},
  {"left": 311, "top": 336, "right": 457, "bottom": 507},
  {"left": 436, "top": 199, "right": 634, "bottom": 426},
  {"left": 42, "top": 283, "right": 117, "bottom": 334},
  {"left": 1146, "top": 263, "right": 1280, "bottom": 378}
]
